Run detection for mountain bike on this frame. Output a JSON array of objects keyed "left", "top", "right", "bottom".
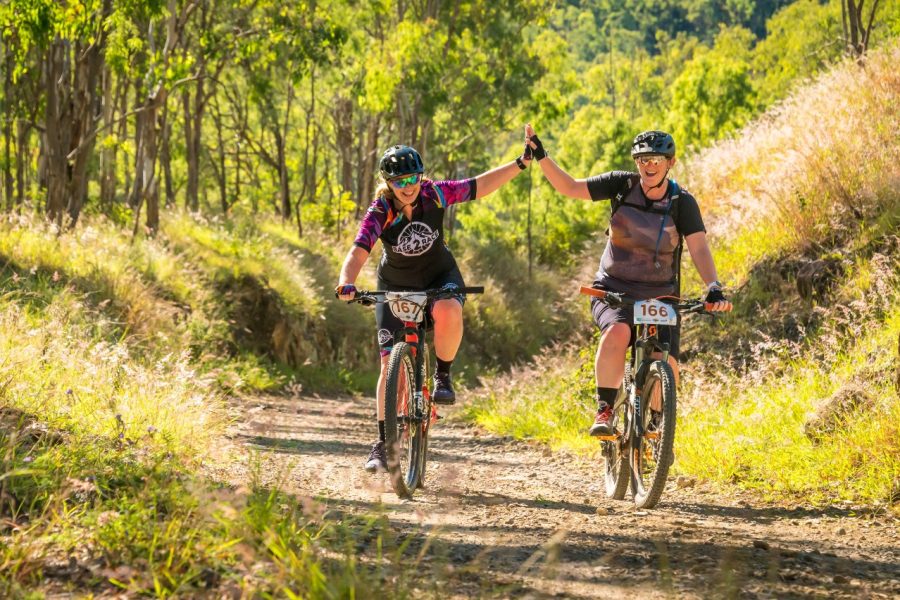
[
  {"left": 347, "top": 285, "right": 484, "bottom": 498},
  {"left": 580, "top": 286, "right": 711, "bottom": 509}
]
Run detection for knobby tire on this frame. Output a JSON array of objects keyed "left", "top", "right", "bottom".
[
  {"left": 384, "top": 342, "right": 423, "bottom": 498},
  {"left": 604, "top": 366, "right": 631, "bottom": 500},
  {"left": 630, "top": 360, "right": 676, "bottom": 509}
]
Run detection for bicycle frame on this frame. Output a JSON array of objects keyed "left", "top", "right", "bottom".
[{"left": 391, "top": 321, "right": 435, "bottom": 427}]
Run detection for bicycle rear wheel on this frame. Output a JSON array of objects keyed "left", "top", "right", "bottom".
[
  {"left": 630, "top": 360, "right": 676, "bottom": 509},
  {"left": 384, "top": 342, "right": 424, "bottom": 498}
]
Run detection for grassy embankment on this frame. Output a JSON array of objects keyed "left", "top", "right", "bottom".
[
  {"left": 0, "top": 215, "right": 448, "bottom": 596},
  {"left": 0, "top": 200, "right": 586, "bottom": 595},
  {"left": 465, "top": 43, "right": 900, "bottom": 506}
]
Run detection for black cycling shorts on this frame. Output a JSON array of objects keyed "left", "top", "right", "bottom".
[
  {"left": 374, "top": 267, "right": 466, "bottom": 355},
  {"left": 590, "top": 297, "right": 681, "bottom": 361}
]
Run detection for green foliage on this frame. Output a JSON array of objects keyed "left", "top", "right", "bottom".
[{"left": 668, "top": 44, "right": 755, "bottom": 149}]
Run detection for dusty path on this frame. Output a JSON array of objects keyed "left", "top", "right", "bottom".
[{"left": 216, "top": 393, "right": 900, "bottom": 599}]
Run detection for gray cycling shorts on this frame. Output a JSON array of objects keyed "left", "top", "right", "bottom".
[{"left": 590, "top": 297, "right": 682, "bottom": 361}]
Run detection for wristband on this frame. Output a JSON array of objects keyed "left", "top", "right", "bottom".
[{"left": 515, "top": 156, "right": 527, "bottom": 170}]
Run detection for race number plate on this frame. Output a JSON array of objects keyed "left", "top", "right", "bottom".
[
  {"left": 386, "top": 292, "right": 427, "bottom": 323},
  {"left": 633, "top": 299, "right": 677, "bottom": 326}
]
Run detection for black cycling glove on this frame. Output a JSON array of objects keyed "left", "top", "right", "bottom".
[
  {"left": 703, "top": 287, "right": 727, "bottom": 304},
  {"left": 529, "top": 134, "right": 547, "bottom": 161}
]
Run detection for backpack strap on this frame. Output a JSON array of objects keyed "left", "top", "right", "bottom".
[
  {"left": 377, "top": 195, "right": 402, "bottom": 228},
  {"left": 605, "top": 174, "right": 639, "bottom": 235},
  {"left": 668, "top": 180, "right": 684, "bottom": 296},
  {"left": 433, "top": 182, "right": 447, "bottom": 208}
]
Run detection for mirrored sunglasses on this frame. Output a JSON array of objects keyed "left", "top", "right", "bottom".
[
  {"left": 388, "top": 173, "right": 422, "bottom": 188},
  {"left": 636, "top": 155, "right": 668, "bottom": 166}
]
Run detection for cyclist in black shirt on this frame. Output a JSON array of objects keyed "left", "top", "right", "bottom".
[
  {"left": 525, "top": 124, "right": 732, "bottom": 435},
  {"left": 337, "top": 144, "right": 531, "bottom": 472}
]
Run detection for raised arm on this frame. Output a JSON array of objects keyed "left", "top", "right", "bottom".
[
  {"left": 526, "top": 123, "right": 593, "bottom": 200},
  {"left": 473, "top": 158, "right": 530, "bottom": 199}
]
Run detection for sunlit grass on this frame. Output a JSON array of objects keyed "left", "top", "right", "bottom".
[{"left": 677, "top": 308, "right": 900, "bottom": 504}]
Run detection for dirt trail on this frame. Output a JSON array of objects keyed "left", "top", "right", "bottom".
[{"left": 216, "top": 393, "right": 900, "bottom": 599}]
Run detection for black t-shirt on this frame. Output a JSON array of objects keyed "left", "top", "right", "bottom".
[
  {"left": 585, "top": 171, "right": 706, "bottom": 298},
  {"left": 586, "top": 171, "right": 705, "bottom": 236},
  {"left": 353, "top": 179, "right": 477, "bottom": 288}
]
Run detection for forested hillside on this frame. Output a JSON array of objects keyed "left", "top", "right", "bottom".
[{"left": 1, "top": 0, "right": 899, "bottom": 596}]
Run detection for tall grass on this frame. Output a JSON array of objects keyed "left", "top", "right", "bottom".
[{"left": 0, "top": 216, "right": 435, "bottom": 596}]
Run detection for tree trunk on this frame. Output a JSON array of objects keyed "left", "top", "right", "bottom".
[
  {"left": 842, "top": 0, "right": 882, "bottom": 62},
  {"left": 335, "top": 96, "right": 353, "bottom": 198},
  {"left": 3, "top": 47, "right": 12, "bottom": 211},
  {"left": 128, "top": 72, "right": 145, "bottom": 209},
  {"left": 161, "top": 103, "right": 175, "bottom": 207},
  {"left": 43, "top": 39, "right": 71, "bottom": 227},
  {"left": 99, "top": 65, "right": 117, "bottom": 210},
  {"left": 66, "top": 31, "right": 106, "bottom": 228},
  {"left": 132, "top": 100, "right": 162, "bottom": 236},
  {"left": 183, "top": 82, "right": 204, "bottom": 211},
  {"left": 208, "top": 93, "right": 228, "bottom": 213},
  {"left": 16, "top": 120, "right": 28, "bottom": 208},
  {"left": 356, "top": 114, "right": 380, "bottom": 217},
  {"left": 119, "top": 74, "right": 131, "bottom": 203}
]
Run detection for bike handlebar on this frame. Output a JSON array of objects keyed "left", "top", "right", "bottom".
[
  {"left": 341, "top": 286, "right": 485, "bottom": 306},
  {"left": 578, "top": 285, "right": 710, "bottom": 314}
]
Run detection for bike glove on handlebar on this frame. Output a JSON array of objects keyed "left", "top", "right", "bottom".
[
  {"left": 703, "top": 287, "right": 727, "bottom": 304},
  {"left": 335, "top": 283, "right": 357, "bottom": 298}
]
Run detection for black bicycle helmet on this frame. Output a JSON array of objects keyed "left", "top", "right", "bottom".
[
  {"left": 379, "top": 145, "right": 425, "bottom": 178},
  {"left": 631, "top": 130, "right": 676, "bottom": 158}
]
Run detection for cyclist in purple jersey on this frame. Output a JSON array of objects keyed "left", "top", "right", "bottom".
[
  {"left": 336, "top": 143, "right": 532, "bottom": 473},
  {"left": 524, "top": 124, "right": 732, "bottom": 436}
]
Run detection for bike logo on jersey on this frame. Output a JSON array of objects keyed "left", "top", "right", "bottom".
[{"left": 393, "top": 222, "right": 439, "bottom": 256}]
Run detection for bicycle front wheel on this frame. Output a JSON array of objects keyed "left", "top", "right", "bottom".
[
  {"left": 603, "top": 380, "right": 631, "bottom": 500},
  {"left": 630, "top": 360, "right": 676, "bottom": 509},
  {"left": 384, "top": 342, "right": 424, "bottom": 498},
  {"left": 416, "top": 341, "right": 431, "bottom": 489}
]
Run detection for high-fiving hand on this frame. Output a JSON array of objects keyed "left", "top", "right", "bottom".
[{"left": 524, "top": 123, "right": 547, "bottom": 161}]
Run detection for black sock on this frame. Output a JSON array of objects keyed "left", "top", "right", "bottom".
[
  {"left": 378, "top": 420, "right": 386, "bottom": 442},
  {"left": 596, "top": 387, "right": 617, "bottom": 409},
  {"left": 436, "top": 357, "right": 453, "bottom": 374}
]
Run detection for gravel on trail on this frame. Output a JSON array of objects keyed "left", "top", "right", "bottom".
[{"left": 212, "top": 393, "right": 900, "bottom": 599}]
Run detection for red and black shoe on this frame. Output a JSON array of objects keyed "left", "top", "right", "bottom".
[{"left": 588, "top": 403, "right": 614, "bottom": 437}]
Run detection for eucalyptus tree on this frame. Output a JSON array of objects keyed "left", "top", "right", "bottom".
[{"left": 225, "top": 0, "right": 344, "bottom": 233}]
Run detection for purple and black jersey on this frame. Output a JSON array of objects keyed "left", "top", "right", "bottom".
[
  {"left": 353, "top": 178, "right": 476, "bottom": 289},
  {"left": 586, "top": 171, "right": 705, "bottom": 299}
]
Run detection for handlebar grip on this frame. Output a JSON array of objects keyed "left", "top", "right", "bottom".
[
  {"left": 579, "top": 286, "right": 607, "bottom": 298},
  {"left": 457, "top": 286, "right": 484, "bottom": 294}
]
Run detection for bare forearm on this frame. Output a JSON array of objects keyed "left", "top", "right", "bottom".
[
  {"left": 537, "top": 157, "right": 591, "bottom": 200},
  {"left": 474, "top": 160, "right": 526, "bottom": 198},
  {"left": 685, "top": 232, "right": 720, "bottom": 285},
  {"left": 339, "top": 246, "right": 370, "bottom": 284}
]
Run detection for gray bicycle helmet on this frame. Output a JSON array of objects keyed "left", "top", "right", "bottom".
[
  {"left": 631, "top": 131, "right": 676, "bottom": 158},
  {"left": 380, "top": 145, "right": 425, "bottom": 178}
]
